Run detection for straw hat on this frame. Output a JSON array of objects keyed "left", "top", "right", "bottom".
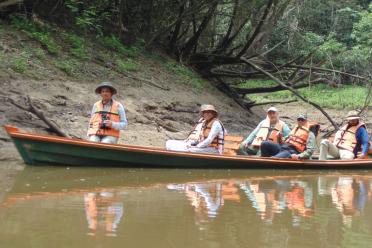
[
  {"left": 95, "top": 82, "right": 117, "bottom": 95},
  {"left": 200, "top": 104, "right": 218, "bottom": 115},
  {"left": 345, "top": 110, "right": 360, "bottom": 120}
]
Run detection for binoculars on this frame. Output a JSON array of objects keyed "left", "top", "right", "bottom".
[{"left": 100, "top": 113, "right": 110, "bottom": 129}]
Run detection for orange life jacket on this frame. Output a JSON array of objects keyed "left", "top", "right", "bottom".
[
  {"left": 188, "top": 118, "right": 225, "bottom": 151},
  {"left": 251, "top": 118, "right": 285, "bottom": 147},
  {"left": 285, "top": 122, "right": 318, "bottom": 152},
  {"left": 202, "top": 118, "right": 225, "bottom": 150},
  {"left": 333, "top": 122, "right": 366, "bottom": 152},
  {"left": 87, "top": 100, "right": 121, "bottom": 137}
]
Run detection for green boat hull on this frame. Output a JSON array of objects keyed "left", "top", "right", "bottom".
[{"left": 5, "top": 125, "right": 372, "bottom": 169}]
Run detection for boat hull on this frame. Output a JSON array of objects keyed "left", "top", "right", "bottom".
[{"left": 5, "top": 125, "right": 372, "bottom": 169}]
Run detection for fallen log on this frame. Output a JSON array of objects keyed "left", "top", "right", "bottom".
[{"left": 5, "top": 95, "right": 70, "bottom": 138}]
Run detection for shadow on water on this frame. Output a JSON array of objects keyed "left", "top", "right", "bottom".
[{"left": 2, "top": 165, "right": 372, "bottom": 248}]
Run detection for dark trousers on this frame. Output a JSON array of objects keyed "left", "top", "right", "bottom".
[{"left": 260, "top": 141, "right": 299, "bottom": 158}]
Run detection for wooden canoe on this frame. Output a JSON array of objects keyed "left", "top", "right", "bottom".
[{"left": 4, "top": 125, "right": 372, "bottom": 169}]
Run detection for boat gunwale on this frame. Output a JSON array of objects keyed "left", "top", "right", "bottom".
[{"left": 4, "top": 125, "right": 372, "bottom": 166}]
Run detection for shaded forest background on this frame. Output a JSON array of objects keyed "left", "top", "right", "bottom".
[{"left": 0, "top": 0, "right": 371, "bottom": 121}]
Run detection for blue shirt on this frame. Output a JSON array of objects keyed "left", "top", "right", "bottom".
[{"left": 355, "top": 127, "right": 370, "bottom": 156}]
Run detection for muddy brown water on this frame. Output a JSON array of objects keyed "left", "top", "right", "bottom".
[{"left": 1, "top": 163, "right": 372, "bottom": 248}]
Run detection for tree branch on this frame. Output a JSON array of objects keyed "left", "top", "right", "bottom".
[
  {"left": 242, "top": 58, "right": 339, "bottom": 129},
  {"left": 284, "top": 65, "right": 369, "bottom": 80},
  {"left": 247, "top": 99, "right": 297, "bottom": 107},
  {"left": 0, "top": 0, "right": 23, "bottom": 9},
  {"left": 234, "top": 78, "right": 329, "bottom": 94},
  {"left": 236, "top": 0, "right": 274, "bottom": 58},
  {"left": 6, "top": 95, "right": 70, "bottom": 137}
]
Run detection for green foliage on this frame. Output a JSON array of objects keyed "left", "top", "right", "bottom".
[
  {"left": 67, "top": 33, "right": 89, "bottom": 60},
  {"left": 116, "top": 58, "right": 140, "bottom": 72},
  {"left": 316, "top": 36, "right": 347, "bottom": 62},
  {"left": 244, "top": 81, "right": 368, "bottom": 109},
  {"left": 55, "top": 59, "right": 79, "bottom": 76},
  {"left": 65, "top": 0, "right": 111, "bottom": 36},
  {"left": 10, "top": 16, "right": 61, "bottom": 55},
  {"left": 351, "top": 6, "right": 372, "bottom": 47},
  {"left": 33, "top": 48, "right": 46, "bottom": 60},
  {"left": 11, "top": 56, "right": 28, "bottom": 73},
  {"left": 238, "top": 79, "right": 277, "bottom": 88},
  {"left": 101, "top": 35, "right": 141, "bottom": 57},
  {"left": 165, "top": 61, "right": 207, "bottom": 89},
  {"left": 267, "top": 1, "right": 371, "bottom": 78}
]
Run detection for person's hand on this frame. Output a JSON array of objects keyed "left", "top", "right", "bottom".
[
  {"left": 242, "top": 141, "right": 248, "bottom": 148},
  {"left": 356, "top": 153, "right": 367, "bottom": 159},
  {"left": 103, "top": 120, "right": 112, "bottom": 127},
  {"left": 291, "top": 154, "right": 299, "bottom": 160}
]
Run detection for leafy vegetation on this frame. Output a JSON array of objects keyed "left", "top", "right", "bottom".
[
  {"left": 165, "top": 61, "right": 207, "bottom": 90},
  {"left": 66, "top": 33, "right": 89, "bottom": 60},
  {"left": 65, "top": 0, "right": 111, "bottom": 36},
  {"left": 10, "top": 16, "right": 61, "bottom": 55},
  {"left": 55, "top": 59, "right": 80, "bottom": 76},
  {"left": 101, "top": 35, "right": 141, "bottom": 57},
  {"left": 268, "top": 2, "right": 372, "bottom": 76},
  {"left": 33, "top": 48, "right": 46, "bottom": 60},
  {"left": 116, "top": 58, "right": 140, "bottom": 72},
  {"left": 11, "top": 56, "right": 28, "bottom": 73},
  {"left": 245, "top": 82, "right": 368, "bottom": 109},
  {"left": 1, "top": 0, "right": 370, "bottom": 110}
]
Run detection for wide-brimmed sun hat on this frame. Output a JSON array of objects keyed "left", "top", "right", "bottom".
[
  {"left": 345, "top": 110, "right": 360, "bottom": 120},
  {"left": 200, "top": 104, "right": 218, "bottom": 115},
  {"left": 95, "top": 82, "right": 117, "bottom": 95}
]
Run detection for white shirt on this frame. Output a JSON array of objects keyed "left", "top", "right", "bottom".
[{"left": 197, "top": 121, "right": 223, "bottom": 148}]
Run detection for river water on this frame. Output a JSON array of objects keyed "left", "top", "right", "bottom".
[{"left": 1, "top": 164, "right": 372, "bottom": 248}]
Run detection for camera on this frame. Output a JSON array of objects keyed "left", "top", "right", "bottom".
[{"left": 100, "top": 113, "right": 110, "bottom": 129}]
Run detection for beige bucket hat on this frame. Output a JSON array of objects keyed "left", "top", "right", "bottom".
[
  {"left": 200, "top": 104, "right": 218, "bottom": 115},
  {"left": 346, "top": 110, "right": 360, "bottom": 120}
]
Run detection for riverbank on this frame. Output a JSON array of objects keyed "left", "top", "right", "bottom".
[{"left": 0, "top": 19, "right": 370, "bottom": 164}]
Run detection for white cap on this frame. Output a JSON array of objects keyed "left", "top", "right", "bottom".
[{"left": 267, "top": 107, "right": 278, "bottom": 113}]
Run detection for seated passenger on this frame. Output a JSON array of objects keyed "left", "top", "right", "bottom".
[
  {"left": 238, "top": 107, "right": 290, "bottom": 155},
  {"left": 260, "top": 114, "right": 319, "bottom": 160},
  {"left": 87, "top": 82, "right": 128, "bottom": 144},
  {"left": 166, "top": 104, "right": 225, "bottom": 154},
  {"left": 319, "top": 110, "right": 370, "bottom": 160}
]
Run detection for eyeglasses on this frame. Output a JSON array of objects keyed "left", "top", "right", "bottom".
[{"left": 297, "top": 118, "right": 306, "bottom": 121}]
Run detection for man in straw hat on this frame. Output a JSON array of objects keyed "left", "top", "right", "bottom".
[
  {"left": 87, "top": 82, "right": 127, "bottom": 144},
  {"left": 318, "top": 110, "right": 369, "bottom": 160},
  {"left": 261, "top": 114, "right": 319, "bottom": 160},
  {"left": 238, "top": 106, "right": 290, "bottom": 156},
  {"left": 165, "top": 104, "right": 225, "bottom": 154}
]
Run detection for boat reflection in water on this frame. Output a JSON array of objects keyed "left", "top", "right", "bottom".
[
  {"left": 167, "top": 175, "right": 372, "bottom": 228},
  {"left": 3, "top": 167, "right": 372, "bottom": 247}
]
